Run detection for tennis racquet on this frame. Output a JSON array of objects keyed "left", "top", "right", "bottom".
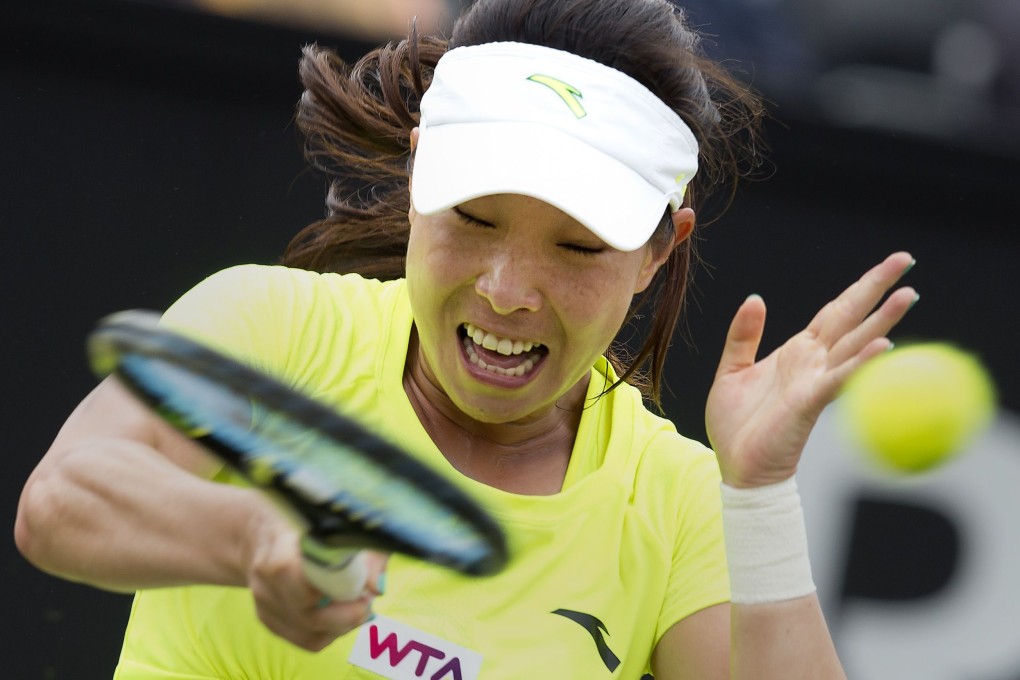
[{"left": 86, "top": 309, "right": 508, "bottom": 600}]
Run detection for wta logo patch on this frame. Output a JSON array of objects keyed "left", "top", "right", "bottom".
[
  {"left": 527, "top": 74, "right": 587, "bottom": 118},
  {"left": 349, "top": 615, "right": 483, "bottom": 680}
]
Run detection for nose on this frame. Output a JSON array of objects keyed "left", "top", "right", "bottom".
[{"left": 474, "top": 250, "right": 543, "bottom": 315}]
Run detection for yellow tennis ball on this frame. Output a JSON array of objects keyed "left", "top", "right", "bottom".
[{"left": 838, "top": 342, "right": 996, "bottom": 474}]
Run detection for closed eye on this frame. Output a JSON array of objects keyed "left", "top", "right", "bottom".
[
  {"left": 454, "top": 205, "right": 603, "bottom": 254},
  {"left": 560, "top": 243, "right": 604, "bottom": 256},
  {"left": 453, "top": 206, "right": 493, "bottom": 227}
]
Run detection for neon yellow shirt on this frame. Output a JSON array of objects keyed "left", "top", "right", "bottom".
[{"left": 114, "top": 264, "right": 728, "bottom": 679}]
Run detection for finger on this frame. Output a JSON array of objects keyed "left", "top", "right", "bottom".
[
  {"left": 827, "top": 286, "right": 918, "bottom": 367},
  {"left": 715, "top": 294, "right": 767, "bottom": 378},
  {"left": 303, "top": 551, "right": 387, "bottom": 623},
  {"left": 310, "top": 594, "right": 375, "bottom": 628},
  {"left": 249, "top": 541, "right": 319, "bottom": 608},
  {"left": 362, "top": 550, "right": 390, "bottom": 597},
  {"left": 257, "top": 609, "right": 337, "bottom": 652},
  {"left": 824, "top": 337, "right": 899, "bottom": 400},
  {"left": 259, "top": 596, "right": 373, "bottom": 652},
  {"left": 312, "top": 550, "right": 390, "bottom": 607},
  {"left": 808, "top": 252, "right": 915, "bottom": 347}
]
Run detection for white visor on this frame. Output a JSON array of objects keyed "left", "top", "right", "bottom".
[{"left": 411, "top": 42, "right": 699, "bottom": 252}]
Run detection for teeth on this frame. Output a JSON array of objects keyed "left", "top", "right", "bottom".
[
  {"left": 462, "top": 335, "right": 542, "bottom": 377},
  {"left": 465, "top": 338, "right": 538, "bottom": 377},
  {"left": 463, "top": 323, "right": 541, "bottom": 357}
]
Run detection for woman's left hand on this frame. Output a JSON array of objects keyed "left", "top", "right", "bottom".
[{"left": 706, "top": 251, "right": 918, "bottom": 488}]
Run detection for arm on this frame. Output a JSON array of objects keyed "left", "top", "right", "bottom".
[
  {"left": 14, "top": 376, "right": 382, "bottom": 650},
  {"left": 15, "top": 377, "right": 254, "bottom": 590},
  {"left": 652, "top": 598, "right": 843, "bottom": 680},
  {"left": 653, "top": 252, "right": 917, "bottom": 678}
]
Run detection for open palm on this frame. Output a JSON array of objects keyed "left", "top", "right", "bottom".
[{"left": 706, "top": 252, "right": 919, "bottom": 488}]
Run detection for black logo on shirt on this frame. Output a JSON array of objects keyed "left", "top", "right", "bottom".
[{"left": 552, "top": 609, "right": 621, "bottom": 672}]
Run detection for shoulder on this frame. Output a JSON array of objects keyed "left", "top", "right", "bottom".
[
  {"left": 160, "top": 265, "right": 410, "bottom": 381},
  {"left": 632, "top": 417, "right": 721, "bottom": 523},
  {"left": 589, "top": 358, "right": 718, "bottom": 482},
  {"left": 169, "top": 264, "right": 397, "bottom": 306},
  {"left": 163, "top": 264, "right": 406, "bottom": 330},
  {"left": 588, "top": 361, "right": 721, "bottom": 523}
]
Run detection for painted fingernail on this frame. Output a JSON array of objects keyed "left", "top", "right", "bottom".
[
  {"left": 315, "top": 596, "right": 332, "bottom": 609},
  {"left": 904, "top": 258, "right": 917, "bottom": 274},
  {"left": 886, "top": 342, "right": 896, "bottom": 352},
  {"left": 908, "top": 293, "right": 920, "bottom": 310},
  {"left": 375, "top": 572, "right": 387, "bottom": 596}
]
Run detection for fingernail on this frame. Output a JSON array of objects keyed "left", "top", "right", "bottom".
[
  {"left": 375, "top": 572, "right": 387, "bottom": 596},
  {"left": 886, "top": 342, "right": 896, "bottom": 352},
  {"left": 908, "top": 293, "right": 920, "bottom": 310},
  {"left": 903, "top": 258, "right": 917, "bottom": 274},
  {"left": 315, "top": 596, "right": 332, "bottom": 609},
  {"left": 745, "top": 293, "right": 763, "bottom": 303}
]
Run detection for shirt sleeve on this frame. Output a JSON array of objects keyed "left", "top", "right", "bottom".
[
  {"left": 655, "top": 440, "right": 730, "bottom": 644},
  {"left": 158, "top": 263, "right": 367, "bottom": 392},
  {"left": 159, "top": 264, "right": 299, "bottom": 373}
]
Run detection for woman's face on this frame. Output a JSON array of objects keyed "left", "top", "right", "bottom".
[{"left": 405, "top": 193, "right": 671, "bottom": 425}]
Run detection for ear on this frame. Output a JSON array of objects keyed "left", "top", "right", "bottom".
[
  {"left": 671, "top": 206, "right": 696, "bottom": 245},
  {"left": 633, "top": 207, "right": 696, "bottom": 293}
]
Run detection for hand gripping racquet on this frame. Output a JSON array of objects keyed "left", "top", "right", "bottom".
[{"left": 86, "top": 310, "right": 508, "bottom": 600}]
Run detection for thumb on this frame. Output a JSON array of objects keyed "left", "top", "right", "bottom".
[
  {"left": 362, "top": 551, "right": 390, "bottom": 597},
  {"left": 716, "top": 294, "right": 767, "bottom": 378}
]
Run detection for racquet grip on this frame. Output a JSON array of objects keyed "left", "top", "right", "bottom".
[{"left": 300, "top": 537, "right": 369, "bottom": 601}]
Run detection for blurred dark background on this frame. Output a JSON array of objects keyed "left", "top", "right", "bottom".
[{"left": 3, "top": 0, "right": 1017, "bottom": 677}]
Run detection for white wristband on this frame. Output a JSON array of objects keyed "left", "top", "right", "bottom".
[{"left": 721, "top": 476, "right": 816, "bottom": 604}]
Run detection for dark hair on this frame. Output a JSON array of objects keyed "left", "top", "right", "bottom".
[{"left": 284, "top": 0, "right": 766, "bottom": 409}]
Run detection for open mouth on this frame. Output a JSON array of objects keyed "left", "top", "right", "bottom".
[{"left": 460, "top": 322, "right": 548, "bottom": 378}]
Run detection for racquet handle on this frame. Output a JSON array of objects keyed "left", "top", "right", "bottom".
[{"left": 300, "top": 538, "right": 370, "bottom": 601}]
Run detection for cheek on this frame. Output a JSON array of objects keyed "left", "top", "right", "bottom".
[
  {"left": 405, "top": 226, "right": 445, "bottom": 333},
  {"left": 406, "top": 221, "right": 450, "bottom": 294},
  {"left": 405, "top": 220, "right": 475, "bottom": 350},
  {"left": 568, "top": 254, "right": 652, "bottom": 345},
  {"left": 567, "top": 254, "right": 646, "bottom": 309},
  {"left": 556, "top": 270, "right": 637, "bottom": 343},
  {"left": 407, "top": 218, "right": 471, "bottom": 288}
]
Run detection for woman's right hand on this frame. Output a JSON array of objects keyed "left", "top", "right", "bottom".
[{"left": 244, "top": 514, "right": 388, "bottom": 651}]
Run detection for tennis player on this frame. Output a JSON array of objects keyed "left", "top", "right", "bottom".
[{"left": 16, "top": 0, "right": 918, "bottom": 677}]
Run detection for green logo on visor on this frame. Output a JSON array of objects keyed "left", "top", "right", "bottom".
[{"left": 528, "top": 74, "right": 586, "bottom": 119}]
